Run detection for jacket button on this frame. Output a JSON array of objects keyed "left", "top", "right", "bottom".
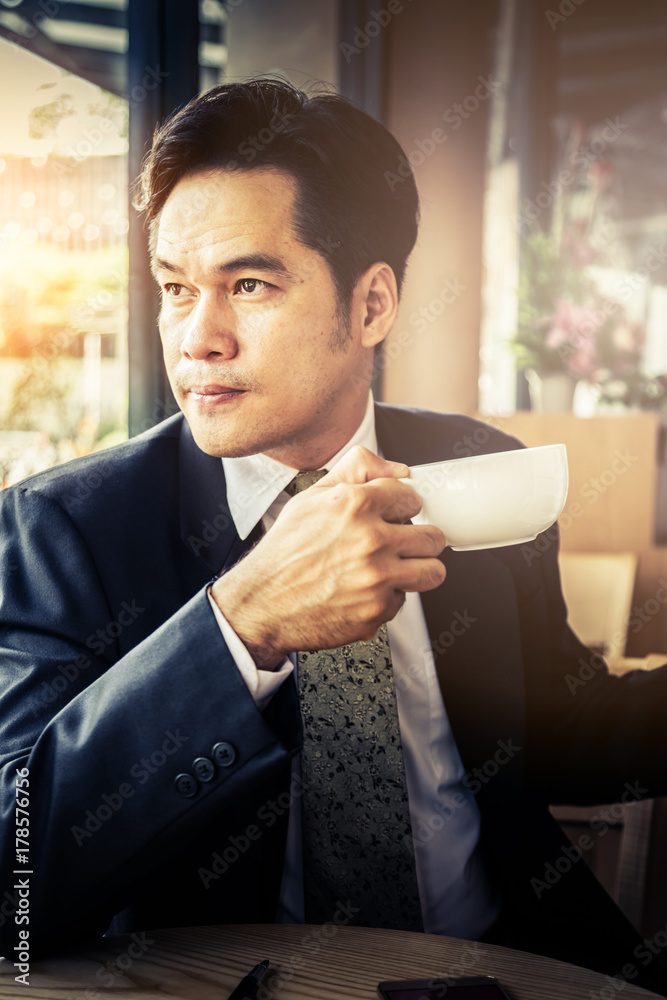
[
  {"left": 212, "top": 742, "right": 236, "bottom": 767},
  {"left": 193, "top": 756, "right": 216, "bottom": 782},
  {"left": 175, "top": 772, "right": 198, "bottom": 798}
]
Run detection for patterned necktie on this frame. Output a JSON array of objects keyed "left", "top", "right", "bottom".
[{"left": 286, "top": 470, "right": 423, "bottom": 932}]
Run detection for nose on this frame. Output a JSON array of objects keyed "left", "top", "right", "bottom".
[{"left": 179, "top": 295, "right": 238, "bottom": 362}]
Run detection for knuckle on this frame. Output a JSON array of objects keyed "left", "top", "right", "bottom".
[
  {"left": 392, "top": 590, "right": 407, "bottom": 615},
  {"left": 360, "top": 562, "right": 388, "bottom": 592},
  {"left": 391, "top": 494, "right": 419, "bottom": 523},
  {"left": 339, "top": 445, "right": 372, "bottom": 481},
  {"left": 362, "top": 597, "right": 386, "bottom": 624},
  {"left": 406, "top": 483, "right": 423, "bottom": 508},
  {"left": 432, "top": 560, "right": 447, "bottom": 585},
  {"left": 402, "top": 482, "right": 422, "bottom": 512},
  {"left": 430, "top": 527, "right": 447, "bottom": 552},
  {"left": 362, "top": 525, "right": 385, "bottom": 554},
  {"left": 417, "top": 561, "right": 445, "bottom": 590},
  {"left": 350, "top": 444, "right": 371, "bottom": 464},
  {"left": 328, "top": 482, "right": 347, "bottom": 503},
  {"left": 341, "top": 483, "right": 369, "bottom": 514}
]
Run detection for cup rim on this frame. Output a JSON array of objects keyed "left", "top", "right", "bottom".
[{"left": 409, "top": 442, "right": 566, "bottom": 472}]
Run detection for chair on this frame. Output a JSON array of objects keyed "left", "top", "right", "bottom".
[
  {"left": 558, "top": 551, "right": 638, "bottom": 659},
  {"left": 552, "top": 551, "right": 666, "bottom": 937}
]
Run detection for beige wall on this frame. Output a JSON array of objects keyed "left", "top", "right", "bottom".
[{"left": 383, "top": 2, "right": 496, "bottom": 415}]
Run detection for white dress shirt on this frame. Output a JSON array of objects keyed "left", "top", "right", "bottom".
[{"left": 208, "top": 393, "right": 502, "bottom": 938}]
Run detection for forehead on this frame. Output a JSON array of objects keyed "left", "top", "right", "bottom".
[{"left": 154, "top": 167, "right": 300, "bottom": 260}]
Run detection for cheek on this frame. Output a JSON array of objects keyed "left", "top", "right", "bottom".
[{"left": 158, "top": 317, "right": 181, "bottom": 360}]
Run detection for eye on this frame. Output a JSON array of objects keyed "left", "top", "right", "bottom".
[
  {"left": 163, "top": 282, "right": 186, "bottom": 297},
  {"left": 235, "top": 278, "right": 269, "bottom": 295}
]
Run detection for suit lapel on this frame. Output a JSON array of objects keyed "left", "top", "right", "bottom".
[
  {"left": 178, "top": 417, "right": 242, "bottom": 575},
  {"left": 375, "top": 403, "right": 526, "bottom": 780}
]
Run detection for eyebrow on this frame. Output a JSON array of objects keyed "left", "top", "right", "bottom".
[{"left": 151, "top": 252, "right": 295, "bottom": 282}]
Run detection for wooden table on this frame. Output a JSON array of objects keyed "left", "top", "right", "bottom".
[{"left": 0, "top": 923, "right": 663, "bottom": 1000}]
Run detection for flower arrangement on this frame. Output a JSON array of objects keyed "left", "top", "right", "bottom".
[
  {"left": 513, "top": 232, "right": 597, "bottom": 378},
  {"left": 512, "top": 231, "right": 667, "bottom": 410}
]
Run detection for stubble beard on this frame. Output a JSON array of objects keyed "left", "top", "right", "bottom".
[{"left": 179, "top": 299, "right": 356, "bottom": 459}]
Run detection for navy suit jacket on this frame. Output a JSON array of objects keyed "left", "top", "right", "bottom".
[{"left": 1, "top": 404, "right": 666, "bottom": 963}]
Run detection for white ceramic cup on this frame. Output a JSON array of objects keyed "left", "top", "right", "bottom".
[{"left": 401, "top": 444, "right": 568, "bottom": 551}]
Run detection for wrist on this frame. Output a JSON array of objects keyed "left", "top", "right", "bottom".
[{"left": 211, "top": 572, "right": 285, "bottom": 669}]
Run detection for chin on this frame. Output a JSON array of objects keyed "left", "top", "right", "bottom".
[
  {"left": 185, "top": 403, "right": 304, "bottom": 460},
  {"left": 185, "top": 420, "right": 263, "bottom": 459},
  {"left": 192, "top": 434, "right": 262, "bottom": 459}
]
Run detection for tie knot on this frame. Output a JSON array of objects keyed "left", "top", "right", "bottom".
[{"left": 285, "top": 469, "right": 327, "bottom": 496}]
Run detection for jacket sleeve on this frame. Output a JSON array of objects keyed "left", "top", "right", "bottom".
[
  {"left": 521, "top": 521, "right": 667, "bottom": 803},
  {"left": 0, "top": 486, "right": 301, "bottom": 958}
]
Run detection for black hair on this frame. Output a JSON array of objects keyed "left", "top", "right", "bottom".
[{"left": 133, "top": 78, "right": 420, "bottom": 306}]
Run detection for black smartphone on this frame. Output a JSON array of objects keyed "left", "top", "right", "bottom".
[{"left": 377, "top": 976, "right": 513, "bottom": 1000}]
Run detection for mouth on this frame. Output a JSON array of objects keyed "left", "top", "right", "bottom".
[{"left": 187, "top": 384, "right": 247, "bottom": 407}]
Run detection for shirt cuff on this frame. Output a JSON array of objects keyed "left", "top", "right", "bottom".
[{"left": 207, "top": 588, "right": 294, "bottom": 711}]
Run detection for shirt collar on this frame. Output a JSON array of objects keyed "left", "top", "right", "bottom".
[{"left": 222, "top": 392, "right": 377, "bottom": 539}]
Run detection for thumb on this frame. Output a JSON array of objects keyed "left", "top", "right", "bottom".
[{"left": 314, "top": 445, "right": 409, "bottom": 487}]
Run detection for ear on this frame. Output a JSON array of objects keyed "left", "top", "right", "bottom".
[{"left": 352, "top": 262, "right": 398, "bottom": 349}]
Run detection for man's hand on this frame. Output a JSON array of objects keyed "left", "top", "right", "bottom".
[{"left": 211, "top": 446, "right": 447, "bottom": 667}]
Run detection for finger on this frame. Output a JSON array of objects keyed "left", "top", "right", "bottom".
[
  {"left": 389, "top": 523, "right": 447, "bottom": 558},
  {"left": 305, "top": 475, "right": 422, "bottom": 524},
  {"left": 386, "top": 588, "right": 407, "bottom": 621},
  {"left": 361, "top": 477, "right": 423, "bottom": 523},
  {"left": 364, "top": 590, "right": 407, "bottom": 636},
  {"left": 392, "top": 557, "right": 447, "bottom": 593},
  {"left": 315, "top": 445, "right": 409, "bottom": 487}
]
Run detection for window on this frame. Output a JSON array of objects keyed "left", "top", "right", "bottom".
[{"left": 0, "top": 1, "right": 129, "bottom": 485}]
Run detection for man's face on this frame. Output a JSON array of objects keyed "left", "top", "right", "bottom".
[{"left": 154, "top": 167, "right": 373, "bottom": 467}]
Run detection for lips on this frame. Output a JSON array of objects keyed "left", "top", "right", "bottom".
[
  {"left": 189, "top": 384, "right": 243, "bottom": 395},
  {"left": 187, "top": 385, "right": 246, "bottom": 406}
]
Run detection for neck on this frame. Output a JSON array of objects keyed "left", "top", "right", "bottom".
[{"left": 262, "top": 394, "right": 372, "bottom": 470}]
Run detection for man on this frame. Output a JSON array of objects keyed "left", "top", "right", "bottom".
[{"left": 1, "top": 79, "right": 667, "bottom": 992}]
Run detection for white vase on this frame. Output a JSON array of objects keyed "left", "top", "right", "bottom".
[{"left": 526, "top": 371, "right": 577, "bottom": 412}]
